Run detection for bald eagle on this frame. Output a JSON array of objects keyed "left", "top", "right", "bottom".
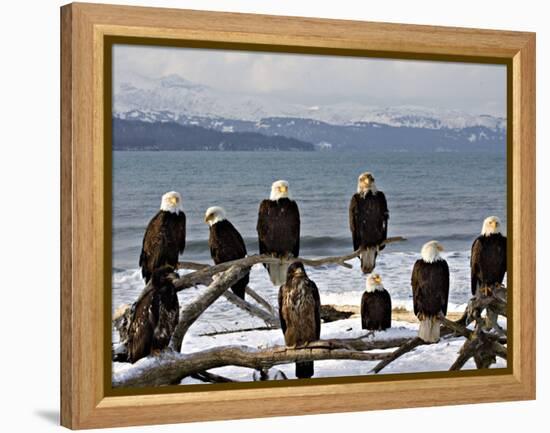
[
  {"left": 278, "top": 262, "right": 321, "bottom": 379},
  {"left": 349, "top": 172, "right": 389, "bottom": 274},
  {"left": 411, "top": 241, "right": 449, "bottom": 343},
  {"left": 139, "top": 191, "right": 186, "bottom": 283},
  {"left": 471, "top": 216, "right": 507, "bottom": 296},
  {"left": 257, "top": 180, "right": 300, "bottom": 286},
  {"left": 126, "top": 266, "right": 179, "bottom": 363},
  {"left": 205, "top": 206, "right": 249, "bottom": 299},
  {"left": 361, "top": 273, "right": 392, "bottom": 331}
]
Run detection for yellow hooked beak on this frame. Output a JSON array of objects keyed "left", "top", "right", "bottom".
[
  {"left": 294, "top": 268, "right": 305, "bottom": 276},
  {"left": 169, "top": 197, "right": 178, "bottom": 206},
  {"left": 374, "top": 275, "right": 382, "bottom": 284},
  {"left": 279, "top": 186, "right": 288, "bottom": 193},
  {"left": 204, "top": 214, "right": 212, "bottom": 224},
  {"left": 437, "top": 244, "right": 444, "bottom": 252}
]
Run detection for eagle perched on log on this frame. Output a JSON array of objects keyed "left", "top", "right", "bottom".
[
  {"left": 205, "top": 206, "right": 249, "bottom": 299},
  {"left": 361, "top": 273, "right": 392, "bottom": 331},
  {"left": 411, "top": 241, "right": 449, "bottom": 343},
  {"left": 278, "top": 262, "right": 321, "bottom": 379},
  {"left": 125, "top": 266, "right": 180, "bottom": 363},
  {"left": 257, "top": 180, "right": 300, "bottom": 286},
  {"left": 139, "top": 191, "right": 186, "bottom": 283},
  {"left": 470, "top": 216, "right": 507, "bottom": 296},
  {"left": 349, "top": 172, "right": 389, "bottom": 273}
]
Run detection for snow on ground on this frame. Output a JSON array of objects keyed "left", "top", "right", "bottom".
[
  {"left": 112, "top": 262, "right": 507, "bottom": 385},
  {"left": 113, "top": 315, "right": 507, "bottom": 385}
]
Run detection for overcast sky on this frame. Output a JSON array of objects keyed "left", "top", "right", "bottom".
[{"left": 113, "top": 44, "right": 506, "bottom": 116}]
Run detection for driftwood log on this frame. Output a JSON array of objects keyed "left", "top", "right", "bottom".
[
  {"left": 169, "top": 263, "right": 254, "bottom": 352},
  {"left": 113, "top": 340, "right": 391, "bottom": 388},
  {"left": 447, "top": 286, "right": 508, "bottom": 370},
  {"left": 222, "top": 290, "right": 280, "bottom": 328},
  {"left": 370, "top": 287, "right": 508, "bottom": 374}
]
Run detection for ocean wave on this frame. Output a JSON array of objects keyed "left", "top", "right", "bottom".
[{"left": 115, "top": 233, "right": 476, "bottom": 251}]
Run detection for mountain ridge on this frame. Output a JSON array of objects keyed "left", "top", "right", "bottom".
[
  {"left": 112, "top": 118, "right": 315, "bottom": 151},
  {"left": 114, "top": 73, "right": 506, "bottom": 131}
]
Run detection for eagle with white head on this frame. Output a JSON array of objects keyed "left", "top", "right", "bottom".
[{"left": 257, "top": 180, "right": 301, "bottom": 286}]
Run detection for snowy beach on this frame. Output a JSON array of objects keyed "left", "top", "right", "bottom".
[{"left": 112, "top": 258, "right": 507, "bottom": 384}]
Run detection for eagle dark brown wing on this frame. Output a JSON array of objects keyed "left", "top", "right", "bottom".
[
  {"left": 440, "top": 260, "right": 450, "bottom": 316},
  {"left": 349, "top": 194, "right": 360, "bottom": 251},
  {"left": 151, "top": 283, "right": 179, "bottom": 351},
  {"left": 209, "top": 220, "right": 247, "bottom": 263},
  {"left": 411, "top": 260, "right": 422, "bottom": 317},
  {"left": 257, "top": 200, "right": 270, "bottom": 256},
  {"left": 470, "top": 237, "right": 482, "bottom": 295},
  {"left": 309, "top": 278, "right": 321, "bottom": 340},
  {"left": 209, "top": 220, "right": 249, "bottom": 299},
  {"left": 277, "top": 284, "right": 287, "bottom": 336},
  {"left": 174, "top": 211, "right": 186, "bottom": 254},
  {"left": 378, "top": 192, "right": 389, "bottom": 250},
  {"left": 126, "top": 289, "right": 155, "bottom": 363}
]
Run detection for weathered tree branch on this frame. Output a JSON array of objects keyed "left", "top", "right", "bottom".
[
  {"left": 222, "top": 290, "right": 280, "bottom": 328},
  {"left": 370, "top": 337, "right": 425, "bottom": 374},
  {"left": 323, "top": 334, "right": 413, "bottom": 351},
  {"left": 198, "top": 326, "right": 276, "bottom": 337},
  {"left": 449, "top": 347, "right": 474, "bottom": 371},
  {"left": 196, "top": 326, "right": 415, "bottom": 353},
  {"left": 173, "top": 236, "right": 407, "bottom": 290},
  {"left": 190, "top": 370, "right": 237, "bottom": 383},
  {"left": 169, "top": 263, "right": 253, "bottom": 352},
  {"left": 447, "top": 288, "right": 508, "bottom": 371},
  {"left": 370, "top": 305, "right": 506, "bottom": 375},
  {"left": 440, "top": 316, "right": 472, "bottom": 339},
  {"left": 245, "top": 286, "right": 277, "bottom": 315},
  {"left": 113, "top": 340, "right": 390, "bottom": 388}
]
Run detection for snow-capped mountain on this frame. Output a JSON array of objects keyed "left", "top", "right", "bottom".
[{"left": 114, "top": 74, "right": 506, "bottom": 132}]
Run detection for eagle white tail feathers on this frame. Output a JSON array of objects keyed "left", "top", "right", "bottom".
[
  {"left": 360, "top": 247, "right": 378, "bottom": 274},
  {"left": 267, "top": 263, "right": 288, "bottom": 286},
  {"left": 418, "top": 316, "right": 441, "bottom": 343}
]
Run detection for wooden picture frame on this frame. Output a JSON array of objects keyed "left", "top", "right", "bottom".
[{"left": 60, "top": 2, "right": 536, "bottom": 429}]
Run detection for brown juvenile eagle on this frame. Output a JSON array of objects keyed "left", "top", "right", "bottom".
[
  {"left": 126, "top": 266, "right": 180, "bottom": 363},
  {"left": 278, "top": 261, "right": 321, "bottom": 379}
]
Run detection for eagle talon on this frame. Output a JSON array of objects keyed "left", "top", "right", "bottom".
[{"left": 480, "top": 286, "right": 493, "bottom": 297}]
